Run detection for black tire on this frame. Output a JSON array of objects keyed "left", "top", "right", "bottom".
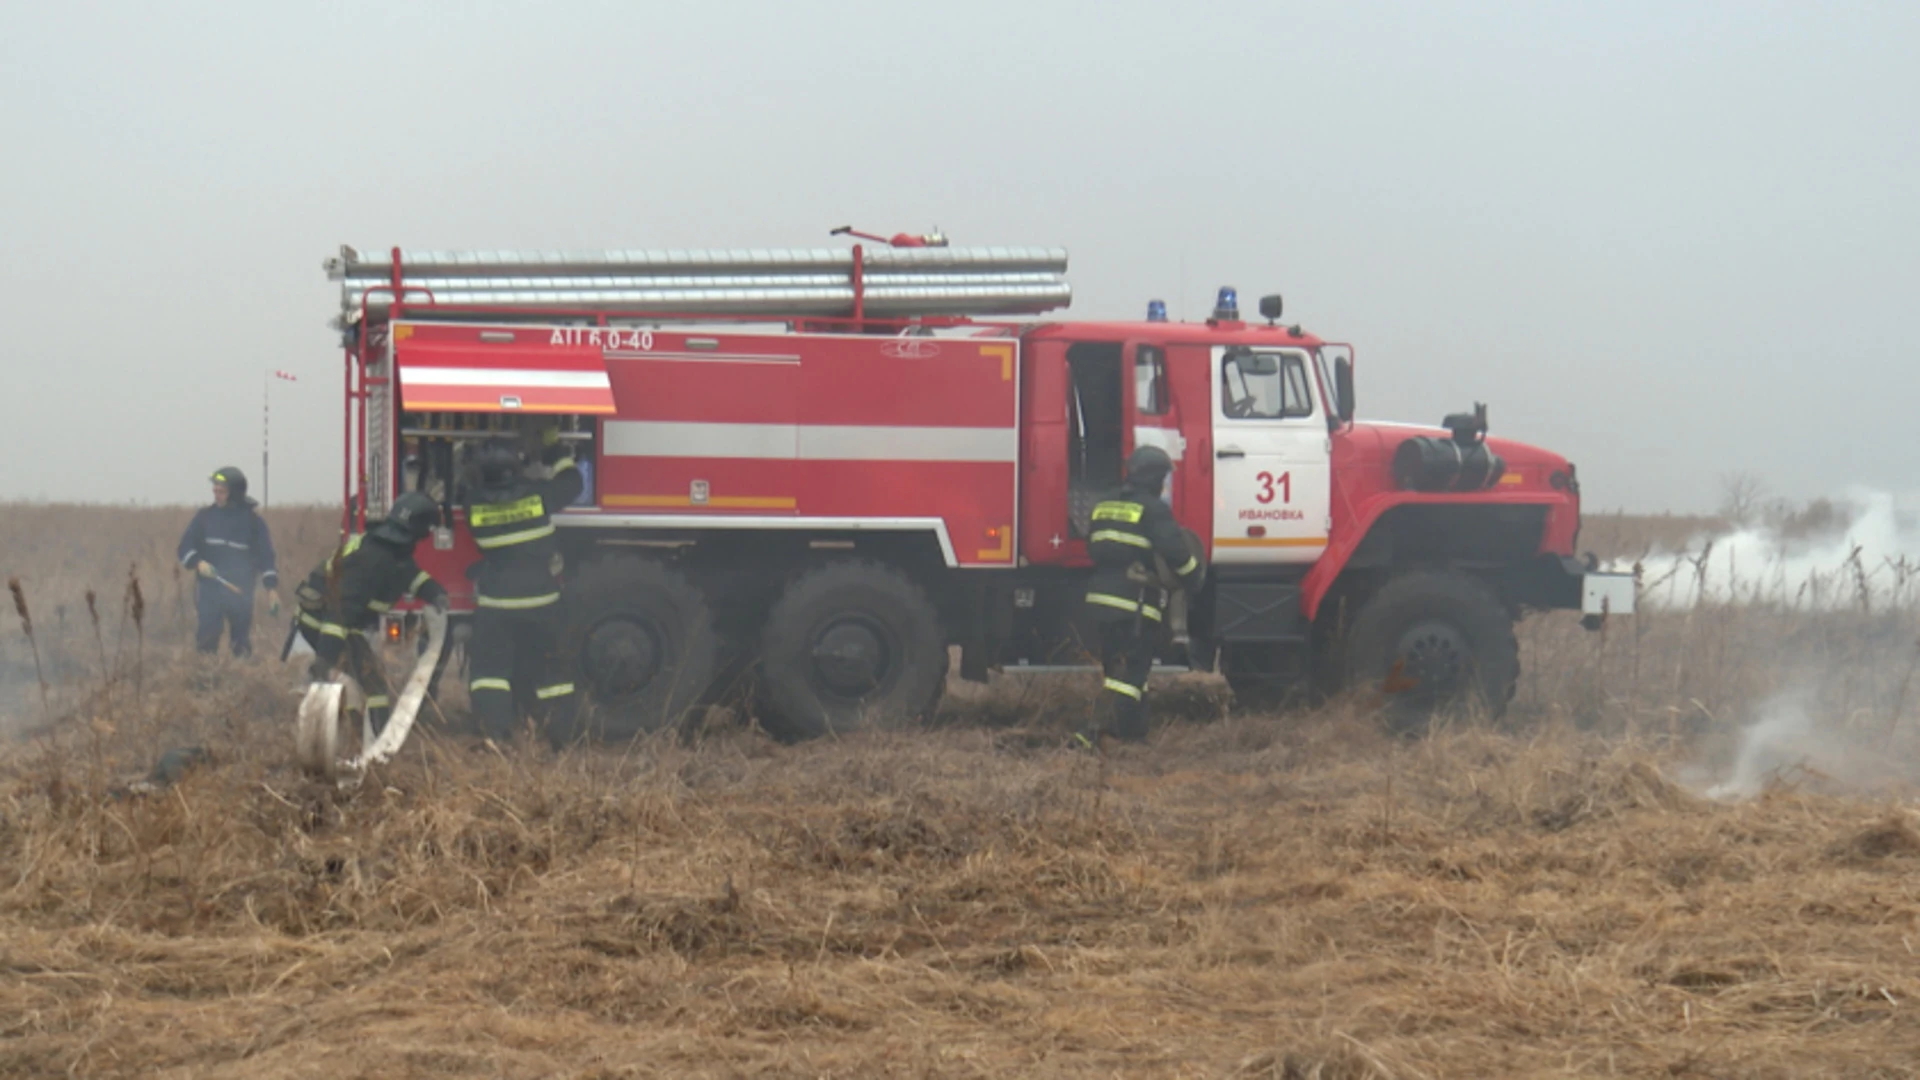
[
  {"left": 1342, "top": 571, "right": 1518, "bottom": 730},
  {"left": 559, "top": 557, "right": 720, "bottom": 742},
  {"left": 758, "top": 560, "right": 948, "bottom": 739}
]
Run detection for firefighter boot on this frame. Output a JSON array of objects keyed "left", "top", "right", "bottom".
[{"left": 1108, "top": 692, "right": 1150, "bottom": 742}]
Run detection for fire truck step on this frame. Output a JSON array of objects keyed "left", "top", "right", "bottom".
[{"left": 997, "top": 664, "right": 1194, "bottom": 676}]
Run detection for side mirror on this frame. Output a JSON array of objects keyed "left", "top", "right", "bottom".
[{"left": 1334, "top": 358, "right": 1355, "bottom": 424}]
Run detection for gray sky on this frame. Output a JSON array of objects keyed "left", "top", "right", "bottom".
[{"left": 2, "top": 0, "right": 1915, "bottom": 512}]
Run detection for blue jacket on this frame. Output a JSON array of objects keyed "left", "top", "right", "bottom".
[{"left": 178, "top": 503, "right": 278, "bottom": 591}]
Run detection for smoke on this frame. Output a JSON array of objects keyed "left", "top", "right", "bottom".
[
  {"left": 1690, "top": 690, "right": 1823, "bottom": 800},
  {"left": 1683, "top": 687, "right": 1919, "bottom": 802},
  {"left": 0, "top": 665, "right": 42, "bottom": 737},
  {"left": 1623, "top": 489, "right": 1920, "bottom": 609},
  {"left": 1639, "top": 494, "right": 1920, "bottom": 800}
]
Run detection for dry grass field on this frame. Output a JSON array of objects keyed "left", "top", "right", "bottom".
[{"left": 3, "top": 504, "right": 1919, "bottom": 1078}]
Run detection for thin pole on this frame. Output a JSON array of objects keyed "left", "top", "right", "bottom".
[{"left": 262, "top": 370, "right": 271, "bottom": 506}]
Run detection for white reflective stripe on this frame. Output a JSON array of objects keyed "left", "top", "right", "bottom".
[
  {"left": 300, "top": 612, "right": 349, "bottom": 638},
  {"left": 367, "top": 599, "right": 392, "bottom": 612},
  {"left": 1102, "top": 677, "right": 1143, "bottom": 700},
  {"left": 475, "top": 593, "right": 560, "bottom": 609},
  {"left": 205, "top": 538, "right": 250, "bottom": 550},
  {"left": 535, "top": 683, "right": 575, "bottom": 699},
  {"left": 469, "top": 677, "right": 512, "bottom": 692},
  {"left": 410, "top": 571, "right": 433, "bottom": 593},
  {"left": 364, "top": 695, "right": 391, "bottom": 708},
  {"left": 605, "top": 421, "right": 793, "bottom": 458},
  {"left": 181, "top": 550, "right": 198, "bottom": 565},
  {"left": 1085, "top": 593, "right": 1163, "bottom": 621},
  {"left": 602, "top": 421, "right": 1018, "bottom": 463},
  {"left": 799, "top": 425, "right": 1016, "bottom": 463},
  {"left": 403, "top": 367, "right": 611, "bottom": 390},
  {"left": 1175, "top": 556, "right": 1199, "bottom": 575},
  {"left": 473, "top": 523, "right": 556, "bottom": 549},
  {"left": 1089, "top": 529, "right": 1152, "bottom": 549},
  {"left": 554, "top": 513, "right": 961, "bottom": 569}
]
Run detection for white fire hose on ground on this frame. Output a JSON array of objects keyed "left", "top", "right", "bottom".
[{"left": 296, "top": 608, "right": 449, "bottom": 784}]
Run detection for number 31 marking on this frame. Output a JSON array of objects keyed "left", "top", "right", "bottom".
[{"left": 1256, "top": 471, "right": 1292, "bottom": 504}]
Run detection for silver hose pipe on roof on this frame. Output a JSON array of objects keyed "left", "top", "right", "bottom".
[
  {"left": 342, "top": 282, "right": 1073, "bottom": 319},
  {"left": 325, "top": 244, "right": 1070, "bottom": 281}
]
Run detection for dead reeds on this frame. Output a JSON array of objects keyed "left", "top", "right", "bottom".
[{"left": 9, "top": 575, "right": 50, "bottom": 724}]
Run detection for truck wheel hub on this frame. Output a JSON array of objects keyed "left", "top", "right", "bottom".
[
  {"left": 1394, "top": 620, "right": 1468, "bottom": 693},
  {"left": 583, "top": 619, "right": 660, "bottom": 700},
  {"left": 811, "top": 618, "right": 890, "bottom": 699}
]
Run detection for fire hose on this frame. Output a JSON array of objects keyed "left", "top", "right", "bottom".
[{"left": 295, "top": 608, "right": 448, "bottom": 784}]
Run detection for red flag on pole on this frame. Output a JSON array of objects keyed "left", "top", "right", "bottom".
[{"left": 274, "top": 370, "right": 298, "bottom": 381}]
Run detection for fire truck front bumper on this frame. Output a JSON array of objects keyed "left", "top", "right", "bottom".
[
  {"left": 1515, "top": 555, "right": 1637, "bottom": 628},
  {"left": 1553, "top": 556, "right": 1636, "bottom": 629}
]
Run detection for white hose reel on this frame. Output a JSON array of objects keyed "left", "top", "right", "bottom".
[{"left": 295, "top": 608, "right": 449, "bottom": 783}]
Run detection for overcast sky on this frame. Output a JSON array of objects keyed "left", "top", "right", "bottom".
[{"left": 1, "top": 1, "right": 1914, "bottom": 513}]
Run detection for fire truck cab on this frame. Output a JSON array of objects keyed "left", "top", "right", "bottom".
[{"left": 327, "top": 242, "right": 1633, "bottom": 741}]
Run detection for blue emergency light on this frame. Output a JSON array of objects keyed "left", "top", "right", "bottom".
[
  {"left": 1146, "top": 299, "right": 1167, "bottom": 322},
  {"left": 1212, "top": 286, "right": 1239, "bottom": 321}
]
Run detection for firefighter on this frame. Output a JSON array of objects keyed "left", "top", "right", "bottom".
[
  {"left": 1075, "top": 445, "right": 1204, "bottom": 747},
  {"left": 460, "top": 431, "right": 583, "bottom": 742},
  {"left": 292, "top": 491, "right": 449, "bottom": 735},
  {"left": 176, "top": 466, "right": 279, "bottom": 657}
]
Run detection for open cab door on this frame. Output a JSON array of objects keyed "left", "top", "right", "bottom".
[{"left": 1123, "top": 338, "right": 1213, "bottom": 670}]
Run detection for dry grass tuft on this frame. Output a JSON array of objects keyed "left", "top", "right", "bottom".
[{"left": 2, "top": 504, "right": 1918, "bottom": 1077}]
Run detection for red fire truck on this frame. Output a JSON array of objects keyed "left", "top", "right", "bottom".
[{"left": 324, "top": 236, "right": 1633, "bottom": 740}]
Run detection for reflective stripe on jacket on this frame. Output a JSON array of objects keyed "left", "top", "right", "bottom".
[
  {"left": 295, "top": 530, "right": 447, "bottom": 668},
  {"left": 177, "top": 503, "right": 278, "bottom": 590},
  {"left": 1082, "top": 486, "right": 1203, "bottom": 623},
  {"left": 463, "top": 459, "right": 583, "bottom": 603}
]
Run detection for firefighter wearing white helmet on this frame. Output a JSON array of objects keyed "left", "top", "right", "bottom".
[{"left": 1076, "top": 445, "right": 1204, "bottom": 747}]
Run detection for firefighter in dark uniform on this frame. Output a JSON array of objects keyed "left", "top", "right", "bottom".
[
  {"left": 461, "top": 432, "right": 583, "bottom": 741},
  {"left": 292, "top": 491, "right": 449, "bottom": 734},
  {"left": 176, "top": 466, "right": 279, "bottom": 656},
  {"left": 1077, "top": 445, "right": 1204, "bottom": 746}
]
